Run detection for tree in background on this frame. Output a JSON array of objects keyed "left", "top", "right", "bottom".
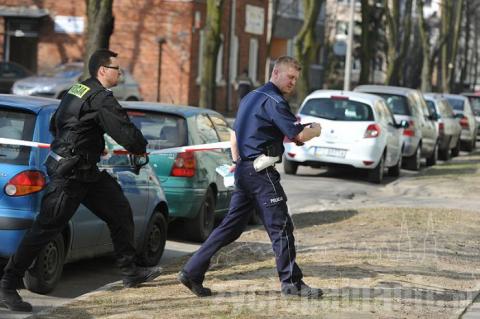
[
  {"left": 83, "top": 0, "right": 114, "bottom": 79},
  {"left": 294, "top": 0, "right": 322, "bottom": 102},
  {"left": 199, "top": 0, "right": 225, "bottom": 109},
  {"left": 383, "top": 0, "right": 413, "bottom": 86},
  {"left": 416, "top": 0, "right": 432, "bottom": 91},
  {"left": 359, "top": 0, "right": 384, "bottom": 84}
]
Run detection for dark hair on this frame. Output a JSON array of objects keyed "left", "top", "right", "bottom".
[
  {"left": 88, "top": 49, "right": 118, "bottom": 77},
  {"left": 273, "top": 56, "right": 301, "bottom": 71}
]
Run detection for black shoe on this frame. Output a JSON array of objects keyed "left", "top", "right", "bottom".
[
  {"left": 177, "top": 270, "right": 212, "bottom": 297},
  {"left": 0, "top": 287, "right": 32, "bottom": 312},
  {"left": 123, "top": 266, "right": 162, "bottom": 288},
  {"left": 281, "top": 280, "right": 323, "bottom": 298}
]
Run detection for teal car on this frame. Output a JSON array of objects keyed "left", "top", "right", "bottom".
[{"left": 121, "top": 102, "right": 233, "bottom": 241}]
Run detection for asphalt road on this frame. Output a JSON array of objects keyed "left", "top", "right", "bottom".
[{"left": 1, "top": 151, "right": 476, "bottom": 318}]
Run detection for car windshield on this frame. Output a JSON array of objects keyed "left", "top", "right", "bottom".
[
  {"left": 446, "top": 98, "right": 464, "bottom": 111},
  {"left": 0, "top": 107, "right": 36, "bottom": 165},
  {"left": 42, "top": 64, "right": 82, "bottom": 79},
  {"left": 127, "top": 110, "right": 188, "bottom": 150},
  {"left": 300, "top": 98, "right": 374, "bottom": 121},
  {"left": 466, "top": 96, "right": 480, "bottom": 115},
  {"left": 369, "top": 93, "right": 411, "bottom": 116}
]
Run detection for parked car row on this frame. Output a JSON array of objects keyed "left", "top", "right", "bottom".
[
  {"left": 0, "top": 61, "right": 142, "bottom": 101},
  {"left": 0, "top": 94, "right": 235, "bottom": 294},
  {"left": 283, "top": 85, "right": 478, "bottom": 184}
]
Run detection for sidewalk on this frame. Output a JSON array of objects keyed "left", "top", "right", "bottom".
[{"left": 462, "top": 292, "right": 480, "bottom": 319}]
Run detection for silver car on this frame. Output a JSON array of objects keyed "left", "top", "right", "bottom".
[
  {"left": 354, "top": 85, "right": 438, "bottom": 170},
  {"left": 11, "top": 62, "right": 142, "bottom": 101},
  {"left": 439, "top": 93, "right": 477, "bottom": 152},
  {"left": 461, "top": 92, "right": 480, "bottom": 135},
  {"left": 424, "top": 94, "right": 462, "bottom": 160}
]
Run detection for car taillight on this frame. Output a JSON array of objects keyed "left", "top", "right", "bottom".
[
  {"left": 403, "top": 120, "right": 415, "bottom": 137},
  {"left": 4, "top": 170, "right": 46, "bottom": 196},
  {"left": 364, "top": 124, "right": 381, "bottom": 138},
  {"left": 439, "top": 122, "right": 444, "bottom": 134},
  {"left": 170, "top": 152, "right": 196, "bottom": 177},
  {"left": 460, "top": 116, "right": 469, "bottom": 129}
]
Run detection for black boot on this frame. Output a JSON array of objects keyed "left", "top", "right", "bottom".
[
  {"left": 0, "top": 287, "right": 32, "bottom": 312},
  {"left": 177, "top": 270, "right": 212, "bottom": 297},
  {"left": 281, "top": 280, "right": 323, "bottom": 298},
  {"left": 122, "top": 266, "right": 162, "bottom": 288}
]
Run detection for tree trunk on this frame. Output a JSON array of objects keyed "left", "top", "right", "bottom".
[
  {"left": 294, "top": 0, "right": 321, "bottom": 102},
  {"left": 199, "top": 0, "right": 225, "bottom": 109},
  {"left": 459, "top": 0, "right": 470, "bottom": 91},
  {"left": 83, "top": 0, "right": 114, "bottom": 79},
  {"left": 417, "top": 0, "right": 432, "bottom": 92},
  {"left": 384, "top": 0, "right": 399, "bottom": 85},
  {"left": 440, "top": 0, "right": 452, "bottom": 92},
  {"left": 448, "top": 0, "right": 464, "bottom": 92},
  {"left": 359, "top": 0, "right": 372, "bottom": 84}
]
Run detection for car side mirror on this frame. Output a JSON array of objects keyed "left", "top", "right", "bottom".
[
  {"left": 396, "top": 120, "right": 409, "bottom": 129},
  {"left": 427, "top": 113, "right": 438, "bottom": 121},
  {"left": 129, "top": 154, "right": 149, "bottom": 175}
]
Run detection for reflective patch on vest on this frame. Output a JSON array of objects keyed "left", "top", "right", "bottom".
[
  {"left": 68, "top": 83, "right": 91, "bottom": 98},
  {"left": 270, "top": 196, "right": 284, "bottom": 204}
]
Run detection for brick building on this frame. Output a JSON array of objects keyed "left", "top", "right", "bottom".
[{"left": 0, "top": 0, "right": 269, "bottom": 114}]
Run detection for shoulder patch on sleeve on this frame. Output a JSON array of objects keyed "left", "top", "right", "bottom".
[{"left": 68, "top": 83, "right": 91, "bottom": 98}]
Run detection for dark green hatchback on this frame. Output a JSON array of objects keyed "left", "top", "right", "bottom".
[{"left": 121, "top": 102, "right": 233, "bottom": 241}]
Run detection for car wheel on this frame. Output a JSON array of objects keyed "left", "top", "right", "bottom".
[
  {"left": 426, "top": 142, "right": 438, "bottom": 166},
  {"left": 186, "top": 188, "right": 215, "bottom": 242},
  {"left": 464, "top": 138, "right": 475, "bottom": 152},
  {"left": 405, "top": 145, "right": 421, "bottom": 171},
  {"left": 388, "top": 153, "right": 401, "bottom": 177},
  {"left": 137, "top": 211, "right": 167, "bottom": 266},
  {"left": 24, "top": 234, "right": 65, "bottom": 294},
  {"left": 451, "top": 138, "right": 460, "bottom": 157},
  {"left": 283, "top": 156, "right": 298, "bottom": 175},
  {"left": 368, "top": 154, "right": 384, "bottom": 184}
]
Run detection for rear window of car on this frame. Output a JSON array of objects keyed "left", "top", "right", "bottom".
[
  {"left": 466, "top": 96, "right": 480, "bottom": 115},
  {"left": 0, "top": 107, "right": 36, "bottom": 165},
  {"left": 446, "top": 98, "right": 464, "bottom": 111},
  {"left": 127, "top": 111, "right": 187, "bottom": 150},
  {"left": 425, "top": 100, "right": 436, "bottom": 115},
  {"left": 300, "top": 98, "right": 374, "bottom": 121},
  {"left": 368, "top": 93, "right": 411, "bottom": 116}
]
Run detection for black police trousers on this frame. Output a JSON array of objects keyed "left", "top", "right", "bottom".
[
  {"left": 183, "top": 159, "right": 303, "bottom": 285},
  {"left": 1, "top": 169, "right": 137, "bottom": 288}
]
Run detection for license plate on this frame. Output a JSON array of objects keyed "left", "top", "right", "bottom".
[{"left": 315, "top": 147, "right": 346, "bottom": 158}]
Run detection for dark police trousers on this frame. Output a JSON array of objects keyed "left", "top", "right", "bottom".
[
  {"left": 183, "top": 159, "right": 303, "bottom": 285},
  {"left": 2, "top": 169, "right": 137, "bottom": 287}
]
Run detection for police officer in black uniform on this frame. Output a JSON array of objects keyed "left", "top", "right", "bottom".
[
  {"left": 0, "top": 49, "right": 161, "bottom": 312},
  {"left": 178, "top": 56, "right": 323, "bottom": 298}
]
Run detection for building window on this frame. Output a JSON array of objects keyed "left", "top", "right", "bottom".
[{"left": 248, "top": 38, "right": 259, "bottom": 84}]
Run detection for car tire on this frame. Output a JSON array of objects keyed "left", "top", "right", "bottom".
[
  {"left": 23, "top": 234, "right": 65, "bottom": 294},
  {"left": 136, "top": 211, "right": 167, "bottom": 267},
  {"left": 283, "top": 157, "right": 298, "bottom": 175},
  {"left": 451, "top": 138, "right": 460, "bottom": 157},
  {"left": 368, "top": 154, "right": 384, "bottom": 184},
  {"left": 186, "top": 188, "right": 215, "bottom": 242},
  {"left": 426, "top": 142, "right": 438, "bottom": 166},
  {"left": 405, "top": 145, "right": 421, "bottom": 171},
  {"left": 388, "top": 153, "right": 402, "bottom": 177}
]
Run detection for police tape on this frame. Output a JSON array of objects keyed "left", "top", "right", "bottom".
[{"left": 0, "top": 137, "right": 231, "bottom": 155}]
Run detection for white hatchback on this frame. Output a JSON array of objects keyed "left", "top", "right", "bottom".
[{"left": 283, "top": 90, "right": 408, "bottom": 183}]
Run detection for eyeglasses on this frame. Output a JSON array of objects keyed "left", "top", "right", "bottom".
[{"left": 103, "top": 65, "right": 121, "bottom": 71}]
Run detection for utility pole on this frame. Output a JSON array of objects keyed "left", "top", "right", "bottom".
[{"left": 343, "top": 0, "right": 355, "bottom": 91}]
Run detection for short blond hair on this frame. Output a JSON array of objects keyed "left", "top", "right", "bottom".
[{"left": 273, "top": 56, "right": 302, "bottom": 71}]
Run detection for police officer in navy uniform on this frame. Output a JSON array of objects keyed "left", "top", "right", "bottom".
[
  {"left": 0, "top": 49, "right": 161, "bottom": 312},
  {"left": 178, "top": 56, "right": 323, "bottom": 298}
]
